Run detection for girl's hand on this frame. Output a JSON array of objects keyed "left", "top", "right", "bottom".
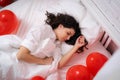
[
  {"left": 74, "top": 36, "right": 85, "bottom": 49},
  {"left": 42, "top": 57, "right": 54, "bottom": 65}
]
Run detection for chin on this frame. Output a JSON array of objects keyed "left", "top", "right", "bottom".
[
  {"left": 58, "top": 38, "right": 65, "bottom": 42},
  {"left": 59, "top": 39, "right": 64, "bottom": 42},
  {"left": 61, "top": 40, "right": 66, "bottom": 42}
]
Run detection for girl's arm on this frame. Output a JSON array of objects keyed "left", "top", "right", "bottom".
[
  {"left": 58, "top": 36, "right": 85, "bottom": 68},
  {"left": 16, "top": 46, "right": 53, "bottom": 65}
]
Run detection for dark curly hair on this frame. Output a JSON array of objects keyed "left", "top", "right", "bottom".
[{"left": 45, "top": 11, "right": 88, "bottom": 52}]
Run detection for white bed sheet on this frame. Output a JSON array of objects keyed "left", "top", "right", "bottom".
[{"left": 0, "top": 0, "right": 111, "bottom": 80}]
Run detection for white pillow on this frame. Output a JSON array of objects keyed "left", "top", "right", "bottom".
[
  {"left": 46, "top": 0, "right": 102, "bottom": 46},
  {"left": 47, "top": 0, "right": 86, "bottom": 22},
  {"left": 80, "top": 10, "right": 101, "bottom": 45}
]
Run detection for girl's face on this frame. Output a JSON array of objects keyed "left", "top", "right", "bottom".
[{"left": 54, "top": 24, "right": 75, "bottom": 42}]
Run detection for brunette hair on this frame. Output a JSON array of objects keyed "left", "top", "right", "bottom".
[{"left": 45, "top": 11, "right": 88, "bottom": 52}]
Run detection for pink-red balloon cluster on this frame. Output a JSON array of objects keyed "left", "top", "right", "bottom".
[{"left": 66, "top": 52, "right": 108, "bottom": 80}]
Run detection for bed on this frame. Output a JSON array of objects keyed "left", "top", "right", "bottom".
[{"left": 0, "top": 0, "right": 118, "bottom": 80}]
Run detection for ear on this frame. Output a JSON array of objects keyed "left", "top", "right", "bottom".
[{"left": 58, "top": 24, "right": 64, "bottom": 29}]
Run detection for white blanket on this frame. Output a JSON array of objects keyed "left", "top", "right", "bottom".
[{"left": 0, "top": 35, "right": 61, "bottom": 80}]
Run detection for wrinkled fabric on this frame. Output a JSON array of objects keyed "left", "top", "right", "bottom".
[{"left": 0, "top": 24, "right": 62, "bottom": 80}]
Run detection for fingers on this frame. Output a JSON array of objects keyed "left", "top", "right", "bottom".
[
  {"left": 44, "top": 57, "right": 54, "bottom": 65},
  {"left": 78, "top": 36, "right": 85, "bottom": 45}
]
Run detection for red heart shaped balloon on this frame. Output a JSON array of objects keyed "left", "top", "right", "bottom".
[
  {"left": 66, "top": 65, "right": 92, "bottom": 80},
  {"left": 0, "top": 10, "right": 19, "bottom": 35},
  {"left": 86, "top": 52, "right": 108, "bottom": 76}
]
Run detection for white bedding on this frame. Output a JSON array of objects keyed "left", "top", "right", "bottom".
[{"left": 0, "top": 0, "right": 111, "bottom": 80}]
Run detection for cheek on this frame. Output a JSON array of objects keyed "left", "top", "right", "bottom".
[
  {"left": 59, "top": 33, "right": 66, "bottom": 40},
  {"left": 58, "top": 30, "right": 67, "bottom": 40},
  {"left": 62, "top": 32, "right": 67, "bottom": 37}
]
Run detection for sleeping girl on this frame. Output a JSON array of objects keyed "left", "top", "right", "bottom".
[{"left": 0, "top": 11, "right": 87, "bottom": 80}]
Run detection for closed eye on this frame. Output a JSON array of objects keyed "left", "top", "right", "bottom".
[{"left": 67, "top": 32, "right": 71, "bottom": 35}]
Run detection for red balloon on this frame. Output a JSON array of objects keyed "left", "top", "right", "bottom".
[
  {"left": 0, "top": 10, "right": 19, "bottom": 35},
  {"left": 31, "top": 76, "right": 45, "bottom": 80},
  {"left": 0, "top": 0, "right": 13, "bottom": 7},
  {"left": 86, "top": 52, "right": 108, "bottom": 76},
  {"left": 66, "top": 65, "right": 92, "bottom": 80}
]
